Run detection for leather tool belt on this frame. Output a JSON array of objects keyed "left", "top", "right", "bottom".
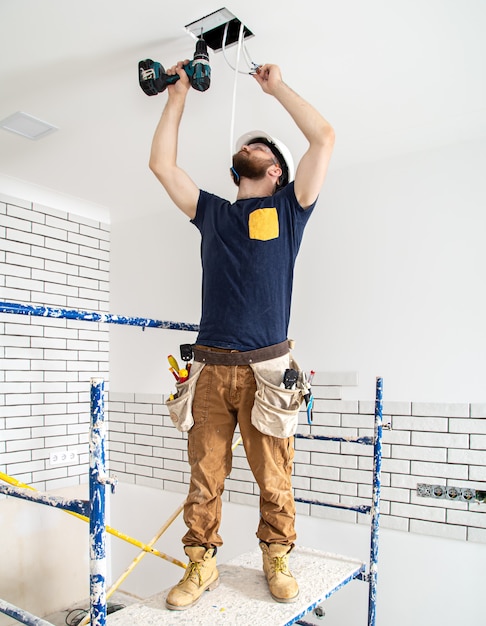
[{"left": 193, "top": 340, "right": 290, "bottom": 366}]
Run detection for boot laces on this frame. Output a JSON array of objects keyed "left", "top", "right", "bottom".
[
  {"left": 184, "top": 561, "right": 203, "bottom": 586},
  {"left": 272, "top": 555, "right": 290, "bottom": 574}
]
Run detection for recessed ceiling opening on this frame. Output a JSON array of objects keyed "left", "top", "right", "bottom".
[{"left": 185, "top": 7, "right": 253, "bottom": 51}]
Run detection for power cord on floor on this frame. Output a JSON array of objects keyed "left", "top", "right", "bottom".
[
  {"left": 65, "top": 608, "right": 87, "bottom": 626},
  {"left": 65, "top": 603, "right": 126, "bottom": 625}
]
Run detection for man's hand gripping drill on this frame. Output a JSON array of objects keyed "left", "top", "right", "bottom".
[{"left": 139, "top": 38, "right": 211, "bottom": 95}]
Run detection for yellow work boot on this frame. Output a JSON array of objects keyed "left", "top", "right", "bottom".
[
  {"left": 165, "top": 546, "right": 219, "bottom": 611},
  {"left": 260, "top": 542, "right": 299, "bottom": 603}
]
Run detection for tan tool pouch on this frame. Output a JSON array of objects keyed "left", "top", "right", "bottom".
[
  {"left": 165, "top": 361, "right": 206, "bottom": 432},
  {"left": 250, "top": 353, "right": 306, "bottom": 438}
]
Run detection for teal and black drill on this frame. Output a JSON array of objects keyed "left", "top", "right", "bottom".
[{"left": 139, "top": 38, "right": 211, "bottom": 95}]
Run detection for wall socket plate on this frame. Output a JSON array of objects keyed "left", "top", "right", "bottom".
[
  {"left": 417, "top": 482, "right": 477, "bottom": 502},
  {"left": 50, "top": 450, "right": 78, "bottom": 466}
]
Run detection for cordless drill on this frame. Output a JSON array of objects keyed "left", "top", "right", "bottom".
[{"left": 138, "top": 38, "right": 211, "bottom": 96}]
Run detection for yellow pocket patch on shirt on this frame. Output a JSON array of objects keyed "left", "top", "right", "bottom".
[{"left": 248, "top": 208, "right": 279, "bottom": 241}]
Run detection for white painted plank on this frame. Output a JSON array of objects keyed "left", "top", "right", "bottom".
[{"left": 107, "top": 546, "right": 365, "bottom": 625}]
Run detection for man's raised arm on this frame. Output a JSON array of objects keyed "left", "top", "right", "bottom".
[
  {"left": 149, "top": 61, "right": 199, "bottom": 219},
  {"left": 252, "top": 64, "right": 335, "bottom": 209}
]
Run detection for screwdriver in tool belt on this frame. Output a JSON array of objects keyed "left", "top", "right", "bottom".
[
  {"left": 305, "top": 370, "right": 315, "bottom": 424},
  {"left": 167, "top": 355, "right": 189, "bottom": 383}
]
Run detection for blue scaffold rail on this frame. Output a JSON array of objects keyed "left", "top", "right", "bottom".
[
  {"left": 0, "top": 484, "right": 90, "bottom": 517},
  {"left": 294, "top": 377, "right": 383, "bottom": 626},
  {"left": 289, "top": 563, "right": 366, "bottom": 626},
  {"left": 295, "top": 433, "right": 374, "bottom": 446},
  {"left": 0, "top": 301, "right": 199, "bottom": 332},
  {"left": 294, "top": 496, "right": 371, "bottom": 515},
  {"left": 0, "top": 379, "right": 114, "bottom": 626},
  {"left": 0, "top": 599, "right": 55, "bottom": 626}
]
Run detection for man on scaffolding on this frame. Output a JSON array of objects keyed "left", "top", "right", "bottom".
[{"left": 149, "top": 60, "right": 335, "bottom": 611}]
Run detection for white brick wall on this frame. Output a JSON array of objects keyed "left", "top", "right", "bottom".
[
  {"left": 2, "top": 190, "right": 484, "bottom": 546},
  {"left": 0, "top": 193, "right": 109, "bottom": 491},
  {"left": 107, "top": 380, "right": 486, "bottom": 545}
]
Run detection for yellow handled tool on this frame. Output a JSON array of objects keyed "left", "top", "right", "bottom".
[{"left": 167, "top": 354, "right": 180, "bottom": 372}]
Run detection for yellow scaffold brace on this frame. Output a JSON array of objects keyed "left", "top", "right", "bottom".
[
  {"left": 77, "top": 435, "right": 243, "bottom": 626},
  {"left": 1, "top": 434, "right": 244, "bottom": 625},
  {"left": 0, "top": 470, "right": 185, "bottom": 569}
]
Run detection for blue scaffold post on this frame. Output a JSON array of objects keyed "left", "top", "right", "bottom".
[
  {"left": 89, "top": 378, "right": 116, "bottom": 626},
  {"left": 368, "top": 376, "right": 383, "bottom": 626}
]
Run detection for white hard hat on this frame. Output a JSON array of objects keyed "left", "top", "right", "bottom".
[{"left": 235, "top": 130, "right": 294, "bottom": 188}]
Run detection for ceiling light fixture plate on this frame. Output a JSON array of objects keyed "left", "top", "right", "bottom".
[{"left": 0, "top": 111, "right": 58, "bottom": 140}]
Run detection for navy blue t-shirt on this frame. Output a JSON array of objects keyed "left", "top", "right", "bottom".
[{"left": 191, "top": 182, "right": 315, "bottom": 351}]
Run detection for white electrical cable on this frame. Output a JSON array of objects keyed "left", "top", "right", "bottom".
[
  {"left": 243, "top": 45, "right": 256, "bottom": 71},
  {"left": 229, "top": 22, "right": 246, "bottom": 166},
  {"left": 222, "top": 22, "right": 258, "bottom": 74}
]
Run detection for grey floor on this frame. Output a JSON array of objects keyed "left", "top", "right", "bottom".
[{"left": 43, "top": 591, "right": 139, "bottom": 626}]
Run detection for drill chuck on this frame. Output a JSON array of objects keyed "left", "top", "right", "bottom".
[{"left": 194, "top": 38, "right": 209, "bottom": 62}]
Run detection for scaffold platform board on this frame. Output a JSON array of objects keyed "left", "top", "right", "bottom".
[{"left": 107, "top": 546, "right": 365, "bottom": 626}]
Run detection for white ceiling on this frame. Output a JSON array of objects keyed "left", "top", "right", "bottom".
[{"left": 1, "top": 0, "right": 485, "bottom": 223}]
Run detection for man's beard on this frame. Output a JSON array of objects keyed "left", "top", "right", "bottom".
[{"left": 232, "top": 151, "right": 274, "bottom": 181}]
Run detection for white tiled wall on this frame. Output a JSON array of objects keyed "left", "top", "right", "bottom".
[
  {"left": 1, "top": 190, "right": 485, "bottom": 546},
  {"left": 0, "top": 193, "right": 110, "bottom": 491},
  {"left": 107, "top": 374, "right": 486, "bottom": 545}
]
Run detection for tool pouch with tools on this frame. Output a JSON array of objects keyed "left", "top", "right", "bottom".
[
  {"left": 165, "top": 361, "right": 206, "bottom": 432},
  {"left": 249, "top": 353, "right": 309, "bottom": 438}
]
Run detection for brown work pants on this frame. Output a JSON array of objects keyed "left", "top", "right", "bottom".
[{"left": 182, "top": 362, "right": 296, "bottom": 548}]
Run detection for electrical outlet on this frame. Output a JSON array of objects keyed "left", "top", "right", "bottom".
[
  {"left": 417, "top": 483, "right": 483, "bottom": 503},
  {"left": 461, "top": 488, "right": 476, "bottom": 502},
  {"left": 432, "top": 484, "right": 446, "bottom": 499},
  {"left": 50, "top": 450, "right": 78, "bottom": 466}
]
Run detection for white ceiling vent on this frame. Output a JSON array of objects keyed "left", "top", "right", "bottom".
[{"left": 0, "top": 111, "right": 58, "bottom": 140}]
